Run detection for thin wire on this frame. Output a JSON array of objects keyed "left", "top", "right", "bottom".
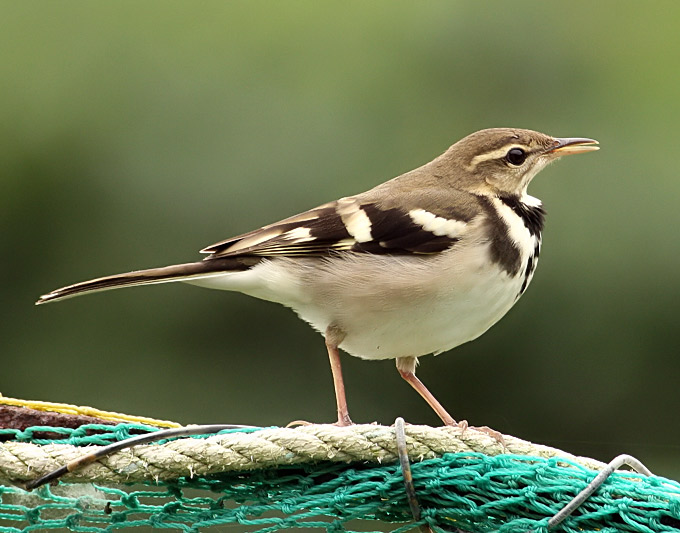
[
  {"left": 24, "top": 424, "right": 259, "bottom": 490},
  {"left": 395, "top": 417, "right": 431, "bottom": 533},
  {"left": 547, "top": 454, "right": 653, "bottom": 529}
]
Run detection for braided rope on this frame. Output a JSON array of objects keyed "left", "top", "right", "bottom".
[{"left": 0, "top": 423, "right": 606, "bottom": 485}]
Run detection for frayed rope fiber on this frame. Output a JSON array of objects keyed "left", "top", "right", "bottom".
[{"left": 1, "top": 422, "right": 680, "bottom": 532}]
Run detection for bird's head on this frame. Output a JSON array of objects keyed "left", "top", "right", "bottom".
[{"left": 437, "top": 128, "right": 599, "bottom": 197}]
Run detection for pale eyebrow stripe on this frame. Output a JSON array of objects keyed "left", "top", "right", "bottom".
[{"left": 467, "top": 144, "right": 529, "bottom": 171}]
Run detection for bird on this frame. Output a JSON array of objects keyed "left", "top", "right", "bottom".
[{"left": 37, "top": 128, "right": 599, "bottom": 427}]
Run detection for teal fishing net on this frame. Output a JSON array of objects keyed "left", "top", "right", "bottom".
[{"left": 1, "top": 423, "right": 680, "bottom": 533}]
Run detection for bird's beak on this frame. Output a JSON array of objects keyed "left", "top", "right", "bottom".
[{"left": 548, "top": 137, "right": 600, "bottom": 156}]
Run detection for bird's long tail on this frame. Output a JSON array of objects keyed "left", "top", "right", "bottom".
[{"left": 36, "top": 257, "right": 254, "bottom": 305}]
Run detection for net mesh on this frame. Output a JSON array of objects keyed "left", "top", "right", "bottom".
[{"left": 2, "top": 423, "right": 680, "bottom": 533}]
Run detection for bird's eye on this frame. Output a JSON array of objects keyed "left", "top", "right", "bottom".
[{"left": 505, "top": 148, "right": 527, "bottom": 166}]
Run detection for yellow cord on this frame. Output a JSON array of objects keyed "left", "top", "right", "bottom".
[{"left": 0, "top": 394, "right": 180, "bottom": 428}]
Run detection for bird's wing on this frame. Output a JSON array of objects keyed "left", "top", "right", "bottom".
[
  {"left": 36, "top": 190, "right": 482, "bottom": 305},
  {"left": 201, "top": 190, "right": 480, "bottom": 259}
]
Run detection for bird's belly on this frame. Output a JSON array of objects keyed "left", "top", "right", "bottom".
[
  {"left": 272, "top": 248, "right": 527, "bottom": 360},
  {"left": 322, "top": 266, "right": 522, "bottom": 360},
  {"left": 188, "top": 247, "right": 531, "bottom": 361}
]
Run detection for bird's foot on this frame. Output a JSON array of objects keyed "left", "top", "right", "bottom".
[
  {"left": 469, "top": 424, "right": 506, "bottom": 447},
  {"left": 446, "top": 419, "right": 505, "bottom": 446},
  {"left": 285, "top": 414, "right": 354, "bottom": 428},
  {"left": 286, "top": 420, "right": 313, "bottom": 428},
  {"left": 335, "top": 413, "right": 353, "bottom": 426}
]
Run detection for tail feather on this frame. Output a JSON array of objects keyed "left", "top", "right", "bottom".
[{"left": 36, "top": 257, "right": 255, "bottom": 305}]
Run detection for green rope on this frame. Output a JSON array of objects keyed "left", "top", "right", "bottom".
[
  {"left": 1, "top": 424, "right": 679, "bottom": 532},
  {"left": 0, "top": 424, "right": 264, "bottom": 447},
  {"left": 0, "top": 424, "right": 159, "bottom": 446}
]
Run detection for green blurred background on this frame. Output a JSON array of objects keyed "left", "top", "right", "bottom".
[{"left": 2, "top": 1, "right": 679, "bottom": 478}]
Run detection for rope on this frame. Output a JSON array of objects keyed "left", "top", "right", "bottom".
[
  {"left": 0, "top": 394, "right": 180, "bottom": 428},
  {"left": 3, "top": 399, "right": 679, "bottom": 532},
  {"left": 1, "top": 423, "right": 606, "bottom": 485}
]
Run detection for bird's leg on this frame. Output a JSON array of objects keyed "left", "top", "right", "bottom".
[
  {"left": 325, "top": 325, "right": 352, "bottom": 426},
  {"left": 396, "top": 356, "right": 458, "bottom": 427}
]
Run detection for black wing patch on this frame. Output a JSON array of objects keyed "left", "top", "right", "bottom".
[
  {"left": 201, "top": 204, "right": 352, "bottom": 257},
  {"left": 352, "top": 205, "right": 459, "bottom": 254},
  {"left": 202, "top": 199, "right": 468, "bottom": 259}
]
